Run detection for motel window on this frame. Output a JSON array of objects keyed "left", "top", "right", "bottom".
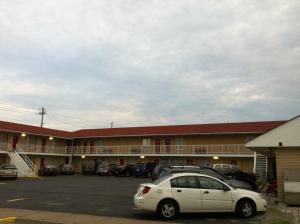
[
  {"left": 28, "top": 136, "right": 36, "bottom": 145},
  {"left": 142, "top": 138, "right": 151, "bottom": 146},
  {"left": 175, "top": 138, "right": 185, "bottom": 145},
  {"left": 175, "top": 138, "right": 185, "bottom": 150}
]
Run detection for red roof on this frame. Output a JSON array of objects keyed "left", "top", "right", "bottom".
[
  {"left": 0, "top": 120, "right": 286, "bottom": 139},
  {"left": 0, "top": 120, "right": 72, "bottom": 139},
  {"left": 72, "top": 120, "right": 286, "bottom": 138}
]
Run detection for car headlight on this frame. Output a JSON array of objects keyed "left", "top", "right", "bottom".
[{"left": 257, "top": 193, "right": 265, "bottom": 199}]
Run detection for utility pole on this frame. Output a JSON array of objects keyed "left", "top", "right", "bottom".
[
  {"left": 110, "top": 122, "right": 113, "bottom": 128},
  {"left": 38, "top": 107, "right": 46, "bottom": 128}
]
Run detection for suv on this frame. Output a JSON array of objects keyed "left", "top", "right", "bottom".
[
  {"left": 115, "top": 164, "right": 135, "bottom": 176},
  {"left": 96, "top": 163, "right": 118, "bottom": 176},
  {"left": 82, "top": 164, "right": 96, "bottom": 175},
  {"left": 158, "top": 166, "right": 254, "bottom": 190},
  {"left": 135, "top": 163, "right": 157, "bottom": 178},
  {"left": 60, "top": 164, "right": 74, "bottom": 175},
  {"left": 38, "top": 164, "right": 58, "bottom": 176}
]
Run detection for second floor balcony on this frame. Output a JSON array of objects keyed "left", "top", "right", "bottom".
[
  {"left": 72, "top": 144, "right": 254, "bottom": 156},
  {"left": 0, "top": 143, "right": 255, "bottom": 157}
]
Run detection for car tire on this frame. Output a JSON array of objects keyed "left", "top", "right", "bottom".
[
  {"left": 157, "top": 199, "right": 179, "bottom": 219},
  {"left": 236, "top": 199, "right": 256, "bottom": 218}
]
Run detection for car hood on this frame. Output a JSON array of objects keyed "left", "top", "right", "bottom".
[
  {"left": 232, "top": 188, "right": 261, "bottom": 197},
  {"left": 225, "top": 179, "right": 252, "bottom": 190}
]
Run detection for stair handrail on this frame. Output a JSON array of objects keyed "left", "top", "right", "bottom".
[
  {"left": 7, "top": 145, "right": 31, "bottom": 176},
  {"left": 15, "top": 144, "right": 37, "bottom": 175}
]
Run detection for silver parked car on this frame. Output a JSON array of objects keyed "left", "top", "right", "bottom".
[{"left": 0, "top": 164, "right": 18, "bottom": 180}]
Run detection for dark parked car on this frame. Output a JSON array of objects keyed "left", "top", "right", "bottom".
[
  {"left": 82, "top": 164, "right": 96, "bottom": 175},
  {"left": 38, "top": 165, "right": 58, "bottom": 176},
  {"left": 0, "top": 164, "right": 17, "bottom": 180},
  {"left": 114, "top": 164, "right": 135, "bottom": 176},
  {"left": 152, "top": 164, "right": 200, "bottom": 182},
  {"left": 158, "top": 166, "right": 254, "bottom": 191},
  {"left": 96, "top": 164, "right": 117, "bottom": 176},
  {"left": 60, "top": 164, "right": 74, "bottom": 175},
  {"left": 135, "top": 162, "right": 157, "bottom": 178},
  {"left": 216, "top": 168, "right": 257, "bottom": 190}
]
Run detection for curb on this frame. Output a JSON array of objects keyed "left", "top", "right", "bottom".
[{"left": 0, "top": 217, "right": 17, "bottom": 223}]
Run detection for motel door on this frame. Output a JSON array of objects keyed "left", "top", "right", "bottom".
[
  {"left": 155, "top": 139, "right": 161, "bottom": 154},
  {"left": 165, "top": 138, "right": 171, "bottom": 153},
  {"left": 40, "top": 157, "right": 45, "bottom": 168},
  {"left": 90, "top": 141, "right": 94, "bottom": 154},
  {"left": 12, "top": 135, "right": 19, "bottom": 150},
  {"left": 120, "top": 159, "right": 125, "bottom": 165},
  {"left": 42, "top": 138, "right": 46, "bottom": 153},
  {"left": 83, "top": 141, "right": 88, "bottom": 154}
]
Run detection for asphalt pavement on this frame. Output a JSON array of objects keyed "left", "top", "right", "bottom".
[{"left": 0, "top": 175, "right": 266, "bottom": 224}]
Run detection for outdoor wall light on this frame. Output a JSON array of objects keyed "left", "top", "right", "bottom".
[
  {"left": 140, "top": 155, "right": 145, "bottom": 159},
  {"left": 49, "top": 136, "right": 54, "bottom": 140},
  {"left": 213, "top": 156, "right": 219, "bottom": 160},
  {"left": 21, "top": 133, "right": 26, "bottom": 137},
  {"left": 81, "top": 155, "right": 86, "bottom": 159}
]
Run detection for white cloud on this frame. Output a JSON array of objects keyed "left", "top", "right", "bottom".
[{"left": 0, "top": 0, "right": 299, "bottom": 130}]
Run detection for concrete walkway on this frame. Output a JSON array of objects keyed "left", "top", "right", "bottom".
[{"left": 0, "top": 208, "right": 172, "bottom": 224}]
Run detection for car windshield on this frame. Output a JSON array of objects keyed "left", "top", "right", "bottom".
[
  {"left": 1, "top": 165, "right": 16, "bottom": 169},
  {"left": 46, "top": 165, "right": 56, "bottom": 168}
]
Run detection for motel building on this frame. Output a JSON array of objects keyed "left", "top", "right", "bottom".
[{"left": 0, "top": 119, "right": 286, "bottom": 179}]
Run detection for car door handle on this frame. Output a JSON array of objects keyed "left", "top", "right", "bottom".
[
  {"left": 203, "top": 191, "right": 209, "bottom": 194},
  {"left": 177, "top": 189, "right": 182, "bottom": 192}
]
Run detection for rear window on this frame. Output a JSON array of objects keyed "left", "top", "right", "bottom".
[
  {"left": 1, "top": 165, "right": 16, "bottom": 169},
  {"left": 153, "top": 175, "right": 171, "bottom": 185},
  {"left": 46, "top": 165, "right": 56, "bottom": 168}
]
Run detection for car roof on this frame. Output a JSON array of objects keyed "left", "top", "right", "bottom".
[{"left": 168, "top": 172, "right": 224, "bottom": 180}]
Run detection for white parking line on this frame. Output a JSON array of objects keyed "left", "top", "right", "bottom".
[
  {"left": 0, "top": 183, "right": 6, "bottom": 185},
  {"left": 7, "top": 198, "right": 27, "bottom": 202}
]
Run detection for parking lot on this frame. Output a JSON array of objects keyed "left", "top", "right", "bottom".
[{"left": 0, "top": 175, "right": 267, "bottom": 224}]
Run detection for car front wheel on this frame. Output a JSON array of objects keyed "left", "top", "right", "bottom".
[
  {"left": 236, "top": 199, "right": 256, "bottom": 218},
  {"left": 157, "top": 200, "right": 179, "bottom": 219}
]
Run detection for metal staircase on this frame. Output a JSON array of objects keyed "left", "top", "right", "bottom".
[
  {"left": 7, "top": 144, "right": 37, "bottom": 177},
  {"left": 254, "top": 153, "right": 268, "bottom": 181}
]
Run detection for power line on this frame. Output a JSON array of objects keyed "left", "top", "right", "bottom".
[{"left": 0, "top": 102, "right": 103, "bottom": 128}]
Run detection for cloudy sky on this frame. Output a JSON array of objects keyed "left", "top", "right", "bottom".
[{"left": 0, "top": 0, "right": 299, "bottom": 130}]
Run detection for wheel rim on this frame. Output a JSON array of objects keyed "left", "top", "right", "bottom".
[
  {"left": 162, "top": 203, "right": 175, "bottom": 218},
  {"left": 242, "top": 202, "right": 253, "bottom": 217}
]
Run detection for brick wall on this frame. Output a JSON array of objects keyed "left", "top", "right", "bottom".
[{"left": 275, "top": 148, "right": 300, "bottom": 202}]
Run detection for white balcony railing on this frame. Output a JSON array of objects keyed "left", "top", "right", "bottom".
[
  {"left": 71, "top": 144, "right": 254, "bottom": 155},
  {"left": 1, "top": 143, "right": 254, "bottom": 156}
]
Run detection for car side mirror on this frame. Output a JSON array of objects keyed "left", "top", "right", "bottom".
[{"left": 223, "top": 185, "right": 230, "bottom": 191}]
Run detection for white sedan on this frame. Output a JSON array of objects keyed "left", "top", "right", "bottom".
[{"left": 134, "top": 173, "right": 266, "bottom": 219}]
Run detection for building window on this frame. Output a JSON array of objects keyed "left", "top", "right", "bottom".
[
  {"left": 175, "top": 138, "right": 185, "bottom": 150},
  {"left": 142, "top": 138, "right": 151, "bottom": 146}
]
